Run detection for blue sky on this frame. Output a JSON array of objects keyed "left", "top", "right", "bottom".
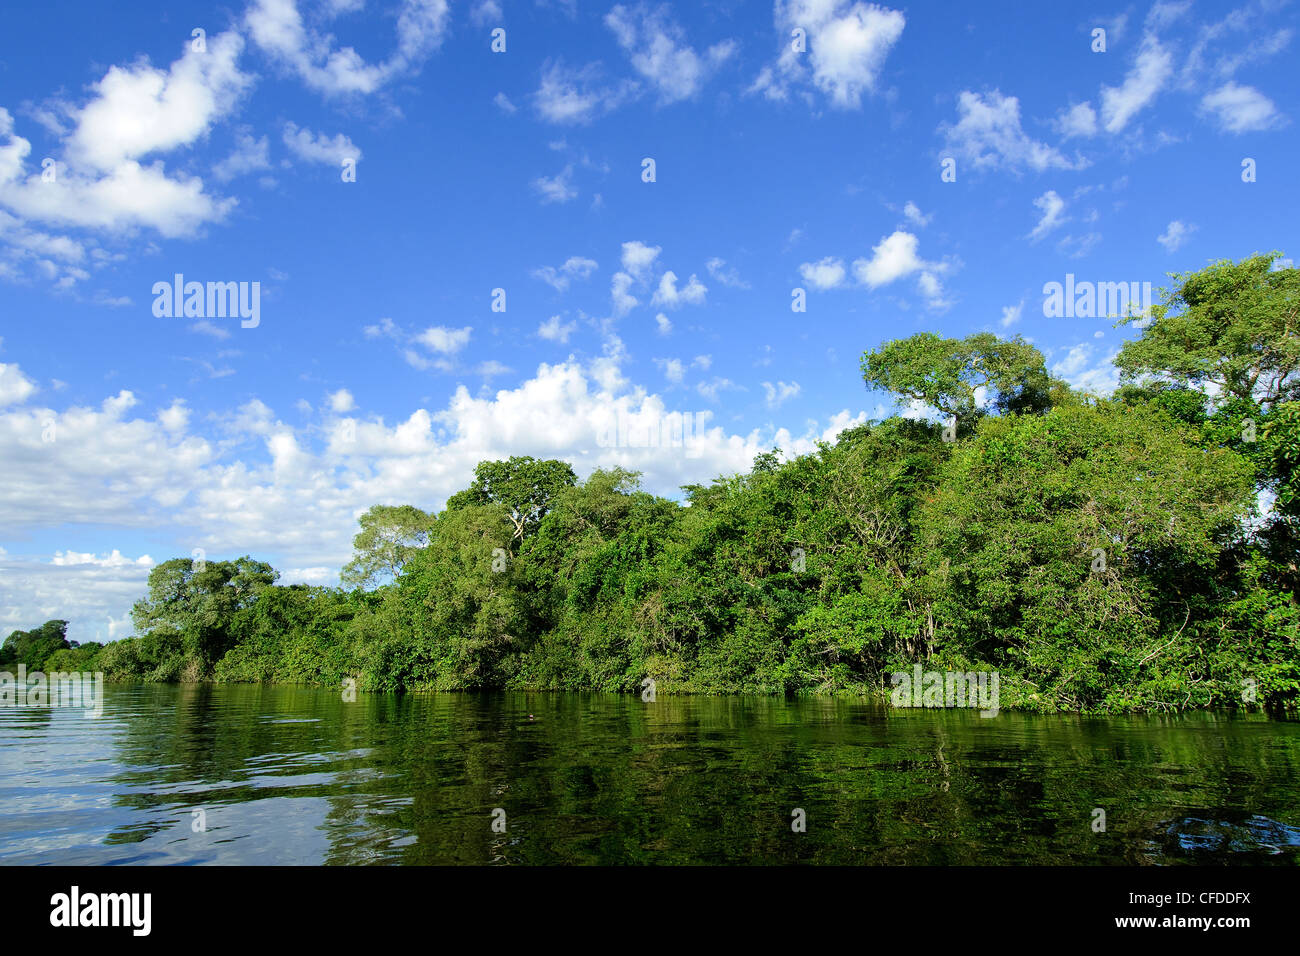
[{"left": 0, "top": 0, "right": 1296, "bottom": 642}]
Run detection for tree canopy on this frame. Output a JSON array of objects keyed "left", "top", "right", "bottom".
[{"left": 23, "top": 254, "right": 1299, "bottom": 714}]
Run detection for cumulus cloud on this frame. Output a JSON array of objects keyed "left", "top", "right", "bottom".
[
  {"left": 902, "top": 201, "right": 932, "bottom": 227},
  {"left": 651, "top": 270, "right": 707, "bottom": 308},
  {"left": 762, "top": 380, "right": 801, "bottom": 408},
  {"left": 532, "top": 165, "right": 578, "bottom": 203},
  {"left": 1056, "top": 102, "right": 1098, "bottom": 139},
  {"left": 940, "top": 90, "right": 1079, "bottom": 173},
  {"left": 1029, "top": 190, "right": 1067, "bottom": 241},
  {"left": 245, "top": 0, "right": 450, "bottom": 95},
  {"left": 282, "top": 123, "right": 361, "bottom": 165},
  {"left": 0, "top": 550, "right": 153, "bottom": 644},
  {"left": 0, "top": 34, "right": 248, "bottom": 241},
  {"left": 752, "top": 0, "right": 906, "bottom": 108},
  {"left": 605, "top": 3, "right": 735, "bottom": 103},
  {"left": 532, "top": 256, "right": 598, "bottom": 291},
  {"left": 212, "top": 128, "right": 272, "bottom": 181},
  {"left": 705, "top": 257, "right": 749, "bottom": 288},
  {"left": 1156, "top": 219, "right": 1194, "bottom": 252},
  {"left": 1199, "top": 83, "right": 1282, "bottom": 133},
  {"left": 533, "top": 59, "right": 636, "bottom": 124},
  {"left": 537, "top": 314, "right": 578, "bottom": 343},
  {"left": 0, "top": 355, "right": 873, "bottom": 638},
  {"left": 416, "top": 326, "right": 472, "bottom": 354},
  {"left": 328, "top": 389, "right": 356, "bottom": 413},
  {"left": 1000, "top": 300, "right": 1024, "bottom": 329},
  {"left": 799, "top": 256, "right": 846, "bottom": 290},
  {"left": 0, "top": 363, "right": 37, "bottom": 406},
  {"left": 1099, "top": 33, "right": 1172, "bottom": 133},
  {"left": 1052, "top": 342, "right": 1119, "bottom": 395},
  {"left": 621, "top": 240, "right": 661, "bottom": 279}
]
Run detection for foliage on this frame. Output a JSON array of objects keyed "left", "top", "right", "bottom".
[
  {"left": 339, "top": 505, "right": 436, "bottom": 590},
  {"left": 17, "top": 255, "right": 1296, "bottom": 714}
]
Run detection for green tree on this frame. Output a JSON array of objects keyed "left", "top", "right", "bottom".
[
  {"left": 916, "top": 400, "right": 1256, "bottom": 710},
  {"left": 130, "top": 556, "right": 278, "bottom": 675},
  {"left": 0, "top": 620, "right": 71, "bottom": 670},
  {"left": 340, "top": 504, "right": 436, "bottom": 589},
  {"left": 1115, "top": 253, "right": 1299, "bottom": 408},
  {"left": 444, "top": 456, "right": 577, "bottom": 543},
  {"left": 861, "top": 332, "right": 1054, "bottom": 434}
]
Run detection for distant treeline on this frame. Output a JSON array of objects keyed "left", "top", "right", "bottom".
[{"left": 6, "top": 254, "right": 1298, "bottom": 713}]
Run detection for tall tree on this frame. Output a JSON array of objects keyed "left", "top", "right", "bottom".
[
  {"left": 1115, "top": 253, "right": 1300, "bottom": 408},
  {"left": 861, "top": 332, "right": 1053, "bottom": 434},
  {"left": 131, "top": 556, "right": 277, "bottom": 672},
  {"left": 340, "top": 504, "right": 436, "bottom": 589},
  {"left": 444, "top": 456, "right": 578, "bottom": 543}
]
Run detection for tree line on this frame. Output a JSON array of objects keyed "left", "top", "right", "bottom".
[{"left": 7, "top": 253, "right": 1298, "bottom": 712}]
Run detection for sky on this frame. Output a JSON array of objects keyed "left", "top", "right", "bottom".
[{"left": 0, "top": 0, "right": 1296, "bottom": 643}]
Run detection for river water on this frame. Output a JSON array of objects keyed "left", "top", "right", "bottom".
[{"left": 2, "top": 684, "right": 1298, "bottom": 865}]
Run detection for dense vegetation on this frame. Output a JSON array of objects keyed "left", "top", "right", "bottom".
[{"left": 7, "top": 254, "right": 1299, "bottom": 713}]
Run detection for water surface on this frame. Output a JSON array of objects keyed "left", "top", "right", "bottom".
[{"left": 2, "top": 684, "right": 1298, "bottom": 865}]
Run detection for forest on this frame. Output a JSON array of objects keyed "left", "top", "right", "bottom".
[{"left": 5, "top": 254, "right": 1298, "bottom": 713}]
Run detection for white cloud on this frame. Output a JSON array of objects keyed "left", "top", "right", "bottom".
[
  {"left": 705, "top": 257, "right": 749, "bottom": 288},
  {"left": 533, "top": 59, "right": 635, "bottom": 124},
  {"left": 850, "top": 231, "right": 951, "bottom": 308},
  {"left": 1000, "top": 300, "right": 1024, "bottom": 328},
  {"left": 532, "top": 255, "right": 598, "bottom": 291},
  {"left": 621, "top": 240, "right": 661, "bottom": 279},
  {"left": 67, "top": 32, "right": 251, "bottom": 171},
  {"left": 611, "top": 272, "right": 639, "bottom": 316},
  {"left": 282, "top": 123, "right": 361, "bottom": 165},
  {"left": 416, "top": 326, "right": 472, "bottom": 354},
  {"left": 0, "top": 550, "right": 154, "bottom": 644},
  {"left": 470, "top": 0, "right": 503, "bottom": 26},
  {"left": 656, "top": 357, "right": 686, "bottom": 383},
  {"left": 941, "top": 90, "right": 1079, "bottom": 172},
  {"left": 1057, "top": 232, "right": 1102, "bottom": 259},
  {"left": 605, "top": 4, "right": 735, "bottom": 103},
  {"left": 0, "top": 353, "right": 879, "bottom": 642},
  {"left": 1199, "top": 83, "right": 1281, "bottom": 133},
  {"left": 1099, "top": 34, "right": 1172, "bottom": 133},
  {"left": 696, "top": 377, "right": 740, "bottom": 402},
  {"left": 799, "top": 256, "right": 846, "bottom": 290},
  {"left": 532, "top": 165, "right": 577, "bottom": 203},
  {"left": 538, "top": 314, "right": 578, "bottom": 343},
  {"left": 902, "top": 200, "right": 932, "bottom": 227},
  {"left": 762, "top": 380, "right": 801, "bottom": 408},
  {"left": 1029, "top": 190, "right": 1068, "bottom": 241},
  {"left": 651, "top": 270, "right": 707, "bottom": 308},
  {"left": 494, "top": 91, "right": 517, "bottom": 113},
  {"left": 190, "top": 320, "right": 232, "bottom": 340},
  {"left": 0, "top": 363, "right": 37, "bottom": 406},
  {"left": 1056, "top": 101, "right": 1098, "bottom": 139},
  {"left": 752, "top": 0, "right": 906, "bottom": 108},
  {"left": 1051, "top": 342, "right": 1119, "bottom": 395},
  {"left": 654, "top": 313, "right": 672, "bottom": 335},
  {"left": 212, "top": 128, "right": 272, "bottom": 181},
  {"left": 328, "top": 389, "right": 356, "bottom": 413},
  {"left": 245, "top": 0, "right": 450, "bottom": 95},
  {"left": 852, "top": 230, "right": 925, "bottom": 286},
  {"left": 0, "top": 34, "right": 247, "bottom": 240},
  {"left": 1156, "top": 219, "right": 1194, "bottom": 252}
]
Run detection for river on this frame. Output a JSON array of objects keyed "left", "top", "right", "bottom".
[{"left": 2, "top": 684, "right": 1298, "bottom": 864}]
